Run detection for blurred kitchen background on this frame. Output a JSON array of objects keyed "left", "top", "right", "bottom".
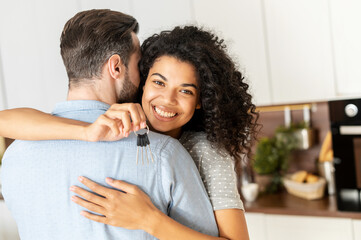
[{"left": 1, "top": 0, "right": 361, "bottom": 240}]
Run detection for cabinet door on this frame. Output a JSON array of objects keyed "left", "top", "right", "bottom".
[
  {"left": 245, "top": 213, "right": 267, "bottom": 240},
  {"left": 193, "top": 0, "right": 272, "bottom": 105},
  {"left": 0, "top": 201, "right": 20, "bottom": 240},
  {"left": 0, "top": 0, "right": 79, "bottom": 112},
  {"left": 132, "top": 0, "right": 194, "bottom": 42},
  {"left": 353, "top": 219, "right": 361, "bottom": 240},
  {"left": 266, "top": 214, "right": 353, "bottom": 240},
  {"left": 329, "top": 0, "right": 361, "bottom": 97},
  {"left": 264, "top": 0, "right": 336, "bottom": 104}
]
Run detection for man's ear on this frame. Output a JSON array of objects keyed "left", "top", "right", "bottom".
[{"left": 107, "top": 54, "right": 124, "bottom": 80}]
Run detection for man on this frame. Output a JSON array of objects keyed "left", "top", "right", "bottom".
[{"left": 1, "top": 9, "right": 218, "bottom": 239}]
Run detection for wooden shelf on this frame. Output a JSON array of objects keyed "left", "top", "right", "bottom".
[{"left": 245, "top": 191, "right": 361, "bottom": 219}]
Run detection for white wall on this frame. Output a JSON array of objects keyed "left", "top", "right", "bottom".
[
  {"left": 0, "top": 47, "right": 7, "bottom": 111},
  {"left": 0, "top": 0, "right": 80, "bottom": 112},
  {"left": 0, "top": 0, "right": 199, "bottom": 112}
]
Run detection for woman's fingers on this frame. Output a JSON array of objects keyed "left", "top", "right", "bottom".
[
  {"left": 71, "top": 195, "right": 105, "bottom": 215},
  {"left": 80, "top": 211, "right": 107, "bottom": 224},
  {"left": 78, "top": 176, "right": 116, "bottom": 198},
  {"left": 107, "top": 103, "right": 147, "bottom": 132},
  {"left": 105, "top": 178, "right": 139, "bottom": 195},
  {"left": 135, "top": 104, "right": 147, "bottom": 129},
  {"left": 97, "top": 114, "right": 121, "bottom": 136},
  {"left": 70, "top": 185, "right": 106, "bottom": 206},
  {"left": 126, "top": 103, "right": 144, "bottom": 131}
]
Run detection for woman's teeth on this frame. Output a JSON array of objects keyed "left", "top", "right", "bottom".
[{"left": 154, "top": 106, "right": 177, "bottom": 118}]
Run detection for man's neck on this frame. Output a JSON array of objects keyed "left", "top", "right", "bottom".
[{"left": 67, "top": 84, "right": 116, "bottom": 105}]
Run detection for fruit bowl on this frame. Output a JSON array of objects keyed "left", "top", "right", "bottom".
[{"left": 283, "top": 175, "right": 326, "bottom": 200}]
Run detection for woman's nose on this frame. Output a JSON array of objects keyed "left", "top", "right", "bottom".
[{"left": 163, "top": 90, "right": 177, "bottom": 105}]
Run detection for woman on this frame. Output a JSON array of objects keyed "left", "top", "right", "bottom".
[{"left": 0, "top": 26, "right": 258, "bottom": 239}]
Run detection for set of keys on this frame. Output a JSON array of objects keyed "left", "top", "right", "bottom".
[{"left": 134, "top": 125, "right": 154, "bottom": 165}]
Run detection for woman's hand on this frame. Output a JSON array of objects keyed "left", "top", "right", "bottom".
[
  {"left": 84, "top": 103, "right": 147, "bottom": 142},
  {"left": 70, "top": 176, "right": 159, "bottom": 231}
]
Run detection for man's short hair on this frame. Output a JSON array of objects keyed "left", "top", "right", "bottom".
[{"left": 60, "top": 9, "right": 139, "bottom": 86}]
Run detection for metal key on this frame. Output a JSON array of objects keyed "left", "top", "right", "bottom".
[{"left": 134, "top": 125, "right": 154, "bottom": 165}]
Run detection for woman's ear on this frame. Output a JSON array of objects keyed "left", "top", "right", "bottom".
[
  {"left": 107, "top": 54, "right": 124, "bottom": 80},
  {"left": 196, "top": 102, "right": 201, "bottom": 109}
]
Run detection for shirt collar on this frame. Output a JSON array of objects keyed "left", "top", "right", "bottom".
[{"left": 52, "top": 100, "right": 110, "bottom": 115}]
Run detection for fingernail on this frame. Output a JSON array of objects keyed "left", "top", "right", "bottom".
[
  {"left": 125, "top": 132, "right": 129, "bottom": 137},
  {"left": 71, "top": 196, "right": 77, "bottom": 201},
  {"left": 69, "top": 186, "right": 76, "bottom": 191},
  {"left": 141, "top": 122, "right": 147, "bottom": 128},
  {"left": 135, "top": 126, "right": 139, "bottom": 131},
  {"left": 78, "top": 176, "right": 84, "bottom": 182},
  {"left": 106, "top": 177, "right": 114, "bottom": 183},
  {"left": 80, "top": 211, "right": 86, "bottom": 216}
]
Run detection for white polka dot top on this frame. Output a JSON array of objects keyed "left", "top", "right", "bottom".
[{"left": 179, "top": 131, "right": 244, "bottom": 211}]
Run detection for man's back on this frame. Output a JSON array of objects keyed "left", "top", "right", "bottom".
[{"left": 1, "top": 100, "right": 218, "bottom": 239}]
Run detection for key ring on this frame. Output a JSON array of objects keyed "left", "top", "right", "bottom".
[{"left": 133, "top": 125, "right": 150, "bottom": 136}]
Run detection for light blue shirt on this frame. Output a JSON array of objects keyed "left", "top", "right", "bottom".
[{"left": 1, "top": 100, "right": 218, "bottom": 240}]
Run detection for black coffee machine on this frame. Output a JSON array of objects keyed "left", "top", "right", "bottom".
[{"left": 329, "top": 98, "right": 361, "bottom": 211}]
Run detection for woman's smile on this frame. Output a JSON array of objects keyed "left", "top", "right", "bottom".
[
  {"left": 142, "top": 55, "right": 200, "bottom": 138},
  {"left": 153, "top": 105, "right": 178, "bottom": 120}
]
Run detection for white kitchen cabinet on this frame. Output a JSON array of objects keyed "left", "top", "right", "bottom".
[
  {"left": 0, "top": 0, "right": 79, "bottom": 112},
  {"left": 132, "top": 0, "right": 194, "bottom": 42},
  {"left": 245, "top": 212, "right": 268, "bottom": 240},
  {"left": 0, "top": 200, "right": 20, "bottom": 240},
  {"left": 192, "top": 0, "right": 272, "bottom": 106},
  {"left": 352, "top": 219, "right": 361, "bottom": 240},
  {"left": 329, "top": 0, "right": 361, "bottom": 97},
  {"left": 265, "top": 214, "right": 353, "bottom": 240},
  {"left": 263, "top": 0, "right": 336, "bottom": 104}
]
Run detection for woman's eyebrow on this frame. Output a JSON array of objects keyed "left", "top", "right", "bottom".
[
  {"left": 151, "top": 73, "right": 198, "bottom": 89},
  {"left": 151, "top": 73, "right": 167, "bottom": 81},
  {"left": 181, "top": 83, "right": 197, "bottom": 89}
]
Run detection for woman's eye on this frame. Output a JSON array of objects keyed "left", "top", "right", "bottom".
[
  {"left": 153, "top": 80, "right": 165, "bottom": 86},
  {"left": 181, "top": 89, "right": 194, "bottom": 95}
]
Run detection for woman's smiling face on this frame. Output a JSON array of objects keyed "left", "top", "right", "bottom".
[{"left": 141, "top": 55, "right": 200, "bottom": 138}]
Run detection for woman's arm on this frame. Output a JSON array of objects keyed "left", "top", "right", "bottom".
[
  {"left": 70, "top": 177, "right": 249, "bottom": 240},
  {"left": 0, "top": 104, "right": 146, "bottom": 141},
  {"left": 214, "top": 209, "right": 249, "bottom": 240},
  {"left": 0, "top": 108, "right": 89, "bottom": 140}
]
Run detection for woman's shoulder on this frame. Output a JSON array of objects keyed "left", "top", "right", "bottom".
[
  {"left": 180, "top": 131, "right": 231, "bottom": 163},
  {"left": 180, "top": 131, "right": 213, "bottom": 149},
  {"left": 180, "top": 131, "right": 214, "bottom": 155},
  {"left": 180, "top": 131, "right": 207, "bottom": 142}
]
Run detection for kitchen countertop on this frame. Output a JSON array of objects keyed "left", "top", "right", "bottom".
[
  {"left": 2, "top": 189, "right": 361, "bottom": 219},
  {"left": 244, "top": 191, "right": 361, "bottom": 219}
]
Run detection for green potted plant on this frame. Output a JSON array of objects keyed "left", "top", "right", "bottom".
[{"left": 253, "top": 130, "right": 298, "bottom": 193}]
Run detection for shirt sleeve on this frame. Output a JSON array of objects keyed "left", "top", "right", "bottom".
[
  {"left": 199, "top": 149, "right": 244, "bottom": 211},
  {"left": 159, "top": 138, "right": 219, "bottom": 237},
  {"left": 183, "top": 132, "right": 244, "bottom": 211}
]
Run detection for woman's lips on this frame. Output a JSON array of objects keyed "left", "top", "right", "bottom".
[{"left": 152, "top": 105, "right": 178, "bottom": 122}]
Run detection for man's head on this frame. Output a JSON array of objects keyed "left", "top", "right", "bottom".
[{"left": 61, "top": 9, "right": 140, "bottom": 103}]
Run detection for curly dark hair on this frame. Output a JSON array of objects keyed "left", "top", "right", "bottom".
[{"left": 139, "top": 26, "right": 259, "bottom": 189}]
